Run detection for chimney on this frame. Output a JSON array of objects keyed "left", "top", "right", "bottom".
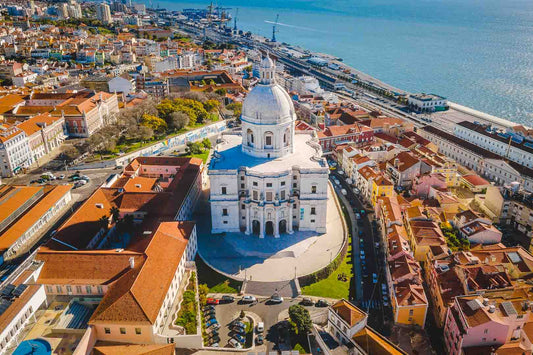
[
  {"left": 394, "top": 158, "right": 400, "bottom": 168},
  {"left": 129, "top": 256, "right": 135, "bottom": 269},
  {"left": 483, "top": 298, "right": 489, "bottom": 306},
  {"left": 489, "top": 305, "right": 496, "bottom": 313}
]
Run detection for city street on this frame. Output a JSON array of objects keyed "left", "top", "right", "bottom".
[{"left": 330, "top": 169, "right": 392, "bottom": 336}]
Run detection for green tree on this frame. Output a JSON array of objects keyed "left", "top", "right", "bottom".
[
  {"left": 201, "top": 138, "right": 211, "bottom": 149},
  {"left": 215, "top": 88, "right": 227, "bottom": 96},
  {"left": 226, "top": 102, "right": 242, "bottom": 118},
  {"left": 186, "top": 141, "right": 204, "bottom": 154},
  {"left": 141, "top": 114, "right": 167, "bottom": 133},
  {"left": 203, "top": 99, "right": 220, "bottom": 112},
  {"left": 288, "top": 305, "right": 312, "bottom": 335},
  {"left": 110, "top": 207, "right": 120, "bottom": 223}
]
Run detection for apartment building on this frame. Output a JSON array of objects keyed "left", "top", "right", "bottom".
[
  {"left": 444, "top": 291, "right": 533, "bottom": 355},
  {"left": 376, "top": 196, "right": 429, "bottom": 328},
  {"left": 454, "top": 121, "right": 533, "bottom": 169},
  {"left": 317, "top": 124, "right": 374, "bottom": 154},
  {"left": 0, "top": 124, "right": 32, "bottom": 177},
  {"left": 420, "top": 126, "right": 533, "bottom": 192},
  {"left": 46, "top": 157, "right": 203, "bottom": 251}
]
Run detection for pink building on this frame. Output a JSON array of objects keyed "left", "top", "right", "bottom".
[
  {"left": 444, "top": 294, "right": 533, "bottom": 355},
  {"left": 412, "top": 173, "right": 447, "bottom": 199}
]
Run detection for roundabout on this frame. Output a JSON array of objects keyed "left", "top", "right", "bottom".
[{"left": 197, "top": 184, "right": 346, "bottom": 282}]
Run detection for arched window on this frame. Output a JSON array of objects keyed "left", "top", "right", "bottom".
[
  {"left": 284, "top": 128, "right": 290, "bottom": 147},
  {"left": 264, "top": 131, "right": 273, "bottom": 148},
  {"left": 247, "top": 129, "right": 254, "bottom": 147}
]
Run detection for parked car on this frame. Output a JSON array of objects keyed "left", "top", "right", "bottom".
[
  {"left": 270, "top": 293, "right": 283, "bottom": 303},
  {"left": 206, "top": 319, "right": 218, "bottom": 327},
  {"left": 204, "top": 309, "right": 216, "bottom": 317},
  {"left": 80, "top": 175, "right": 90, "bottom": 181},
  {"left": 341, "top": 189, "right": 347, "bottom": 196},
  {"left": 203, "top": 305, "right": 215, "bottom": 311},
  {"left": 221, "top": 295, "right": 235, "bottom": 303},
  {"left": 205, "top": 315, "right": 217, "bottom": 322},
  {"left": 241, "top": 295, "right": 256, "bottom": 303},
  {"left": 231, "top": 327, "right": 245, "bottom": 335},
  {"left": 355, "top": 213, "right": 360, "bottom": 220},
  {"left": 210, "top": 343, "right": 219, "bottom": 348},
  {"left": 233, "top": 334, "right": 245, "bottom": 343},
  {"left": 228, "top": 338, "right": 242, "bottom": 349},
  {"left": 381, "top": 283, "right": 388, "bottom": 295},
  {"left": 58, "top": 174, "right": 65, "bottom": 180},
  {"left": 353, "top": 188, "right": 360, "bottom": 194},
  {"left": 316, "top": 299, "right": 329, "bottom": 307},
  {"left": 256, "top": 334, "right": 264, "bottom": 345},
  {"left": 300, "top": 297, "right": 314, "bottom": 306},
  {"left": 209, "top": 335, "right": 220, "bottom": 344},
  {"left": 206, "top": 298, "right": 219, "bottom": 305},
  {"left": 209, "top": 329, "right": 219, "bottom": 337},
  {"left": 360, "top": 250, "right": 365, "bottom": 257},
  {"left": 257, "top": 321, "right": 264, "bottom": 332},
  {"left": 372, "top": 273, "right": 378, "bottom": 284}
]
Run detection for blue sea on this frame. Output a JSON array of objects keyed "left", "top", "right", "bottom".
[{"left": 153, "top": 0, "right": 533, "bottom": 126}]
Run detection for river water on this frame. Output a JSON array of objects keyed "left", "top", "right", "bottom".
[{"left": 154, "top": 0, "right": 533, "bottom": 126}]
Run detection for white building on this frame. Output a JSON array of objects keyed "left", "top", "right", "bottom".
[
  {"left": 408, "top": 93, "right": 447, "bottom": 112},
  {"left": 0, "top": 124, "right": 33, "bottom": 177},
  {"left": 0, "top": 284, "right": 47, "bottom": 353},
  {"left": 209, "top": 56, "right": 329, "bottom": 238},
  {"left": 96, "top": 3, "right": 112, "bottom": 24},
  {"left": 454, "top": 121, "right": 533, "bottom": 169}
]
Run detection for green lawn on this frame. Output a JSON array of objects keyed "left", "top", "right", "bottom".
[
  {"left": 195, "top": 256, "right": 242, "bottom": 293},
  {"left": 300, "top": 242, "right": 352, "bottom": 299},
  {"left": 182, "top": 150, "right": 210, "bottom": 163}
]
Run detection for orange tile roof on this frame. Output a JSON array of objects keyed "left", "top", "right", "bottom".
[
  {"left": 93, "top": 344, "right": 175, "bottom": 355},
  {"left": 0, "top": 285, "right": 41, "bottom": 331},
  {"left": 0, "top": 185, "right": 72, "bottom": 252},
  {"left": 331, "top": 299, "right": 367, "bottom": 327},
  {"left": 36, "top": 249, "right": 145, "bottom": 285},
  {"left": 48, "top": 188, "right": 116, "bottom": 250},
  {"left": 353, "top": 327, "right": 407, "bottom": 355},
  {"left": 89, "top": 221, "right": 194, "bottom": 325},
  {"left": 0, "top": 123, "right": 24, "bottom": 143},
  {"left": 462, "top": 174, "right": 490, "bottom": 187},
  {"left": 0, "top": 185, "right": 43, "bottom": 228}
]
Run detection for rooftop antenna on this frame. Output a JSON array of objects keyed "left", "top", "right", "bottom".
[{"left": 271, "top": 14, "right": 279, "bottom": 42}]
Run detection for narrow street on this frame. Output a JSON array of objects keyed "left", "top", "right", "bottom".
[{"left": 330, "top": 169, "right": 391, "bottom": 336}]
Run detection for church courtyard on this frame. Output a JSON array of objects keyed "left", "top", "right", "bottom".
[{"left": 197, "top": 184, "right": 346, "bottom": 282}]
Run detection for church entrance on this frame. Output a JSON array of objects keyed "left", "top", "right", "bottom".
[
  {"left": 279, "top": 219, "right": 287, "bottom": 234},
  {"left": 252, "top": 220, "right": 260, "bottom": 236},
  {"left": 265, "top": 221, "right": 274, "bottom": 236}
]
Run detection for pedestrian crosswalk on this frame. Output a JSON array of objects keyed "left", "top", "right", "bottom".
[{"left": 360, "top": 299, "right": 381, "bottom": 310}]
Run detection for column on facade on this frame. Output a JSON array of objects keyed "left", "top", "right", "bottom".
[
  {"left": 274, "top": 208, "right": 280, "bottom": 238},
  {"left": 259, "top": 207, "right": 265, "bottom": 238},
  {"left": 245, "top": 204, "right": 251, "bottom": 235},
  {"left": 288, "top": 202, "right": 294, "bottom": 234}
]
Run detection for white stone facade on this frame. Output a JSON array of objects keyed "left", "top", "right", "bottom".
[{"left": 209, "top": 56, "right": 329, "bottom": 238}]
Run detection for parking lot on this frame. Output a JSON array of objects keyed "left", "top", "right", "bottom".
[{"left": 203, "top": 295, "right": 329, "bottom": 353}]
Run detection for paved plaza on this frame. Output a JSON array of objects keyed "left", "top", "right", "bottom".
[{"left": 197, "top": 184, "right": 346, "bottom": 282}]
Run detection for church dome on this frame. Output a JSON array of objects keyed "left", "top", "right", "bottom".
[{"left": 242, "top": 84, "right": 295, "bottom": 124}]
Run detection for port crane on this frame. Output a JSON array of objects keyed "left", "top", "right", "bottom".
[{"left": 271, "top": 14, "right": 279, "bottom": 42}]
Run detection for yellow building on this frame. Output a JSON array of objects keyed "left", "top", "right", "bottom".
[{"left": 371, "top": 175, "right": 394, "bottom": 207}]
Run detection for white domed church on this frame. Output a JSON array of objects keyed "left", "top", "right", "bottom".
[{"left": 208, "top": 55, "right": 329, "bottom": 238}]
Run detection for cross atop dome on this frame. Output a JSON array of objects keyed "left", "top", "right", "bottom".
[{"left": 259, "top": 52, "right": 276, "bottom": 85}]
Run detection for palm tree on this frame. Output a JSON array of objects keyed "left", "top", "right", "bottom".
[
  {"left": 110, "top": 206, "right": 120, "bottom": 223},
  {"left": 98, "top": 216, "right": 109, "bottom": 231}
]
